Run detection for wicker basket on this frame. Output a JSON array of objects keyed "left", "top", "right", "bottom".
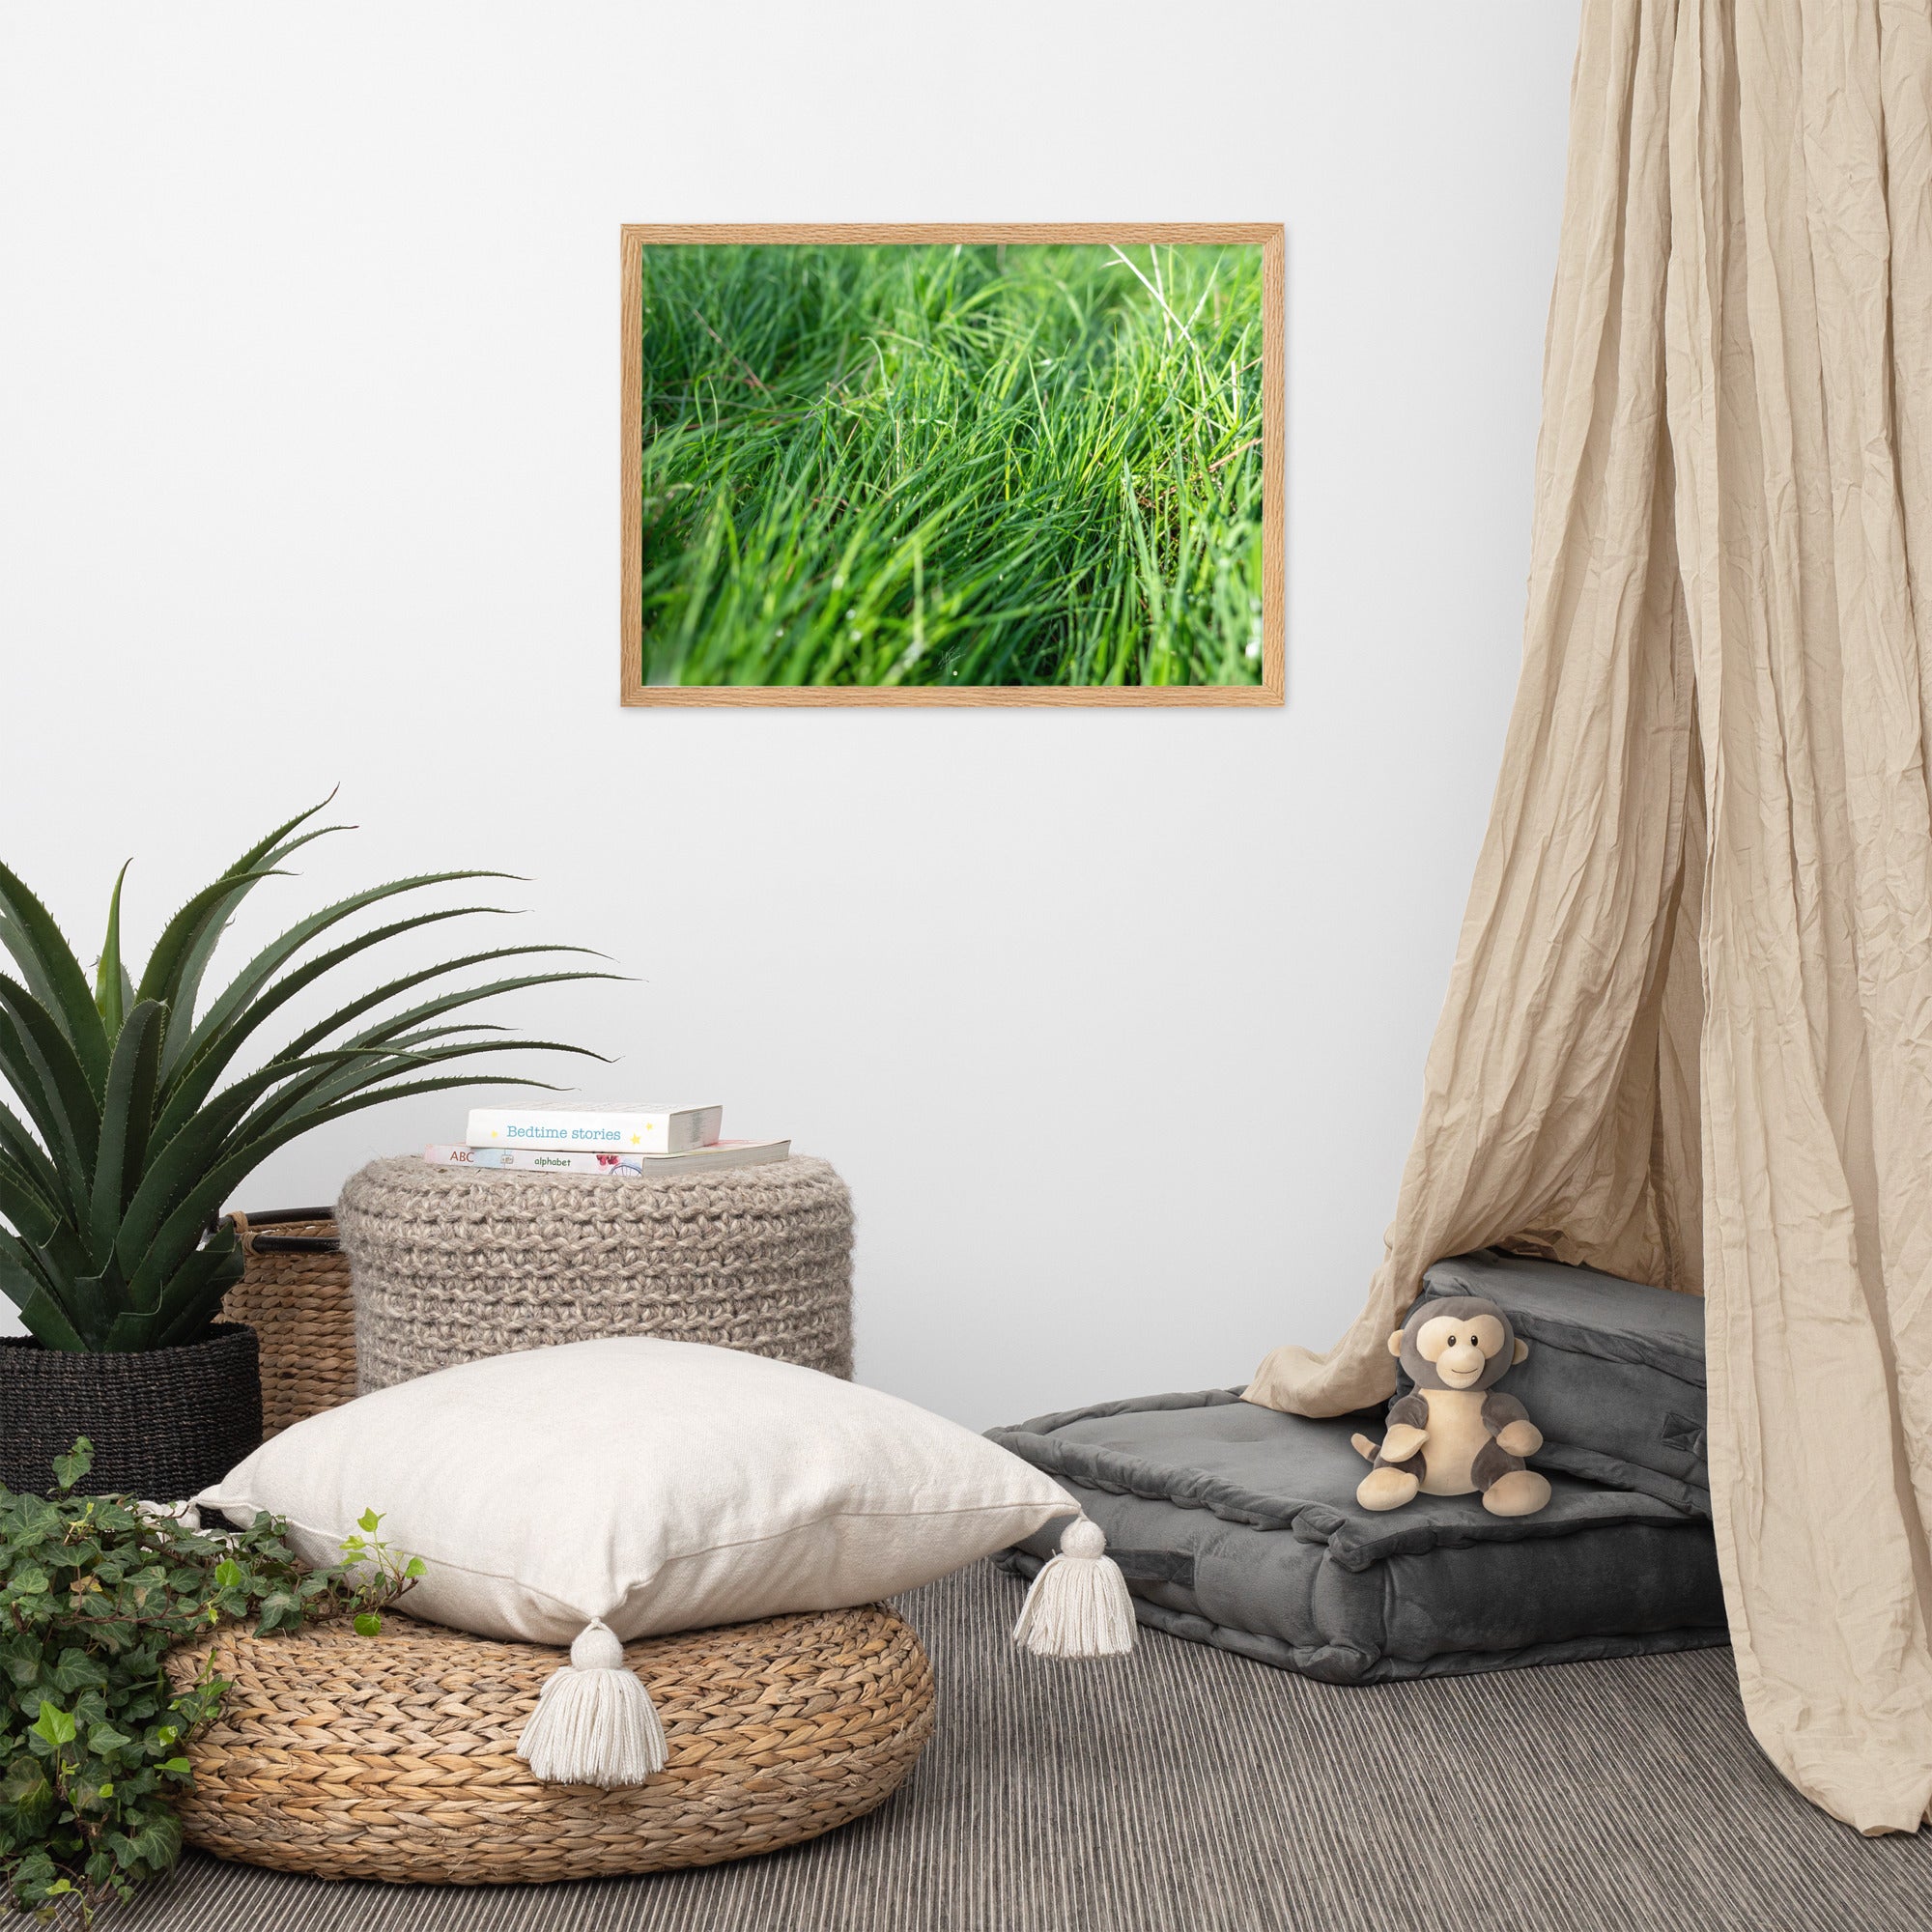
[
  {"left": 220, "top": 1208, "right": 358, "bottom": 1437},
  {"left": 169, "top": 1602, "right": 934, "bottom": 1883}
]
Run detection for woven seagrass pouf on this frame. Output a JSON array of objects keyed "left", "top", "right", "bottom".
[
  {"left": 168, "top": 1603, "right": 933, "bottom": 1884},
  {"left": 336, "top": 1154, "right": 854, "bottom": 1392}
]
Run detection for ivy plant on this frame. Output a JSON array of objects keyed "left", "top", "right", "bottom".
[{"left": 0, "top": 1440, "right": 418, "bottom": 1923}]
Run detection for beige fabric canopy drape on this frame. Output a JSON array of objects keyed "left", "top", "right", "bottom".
[{"left": 1248, "top": 0, "right": 1932, "bottom": 1834}]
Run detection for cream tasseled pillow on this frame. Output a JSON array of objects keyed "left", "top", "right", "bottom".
[{"left": 197, "top": 1337, "right": 1132, "bottom": 1786}]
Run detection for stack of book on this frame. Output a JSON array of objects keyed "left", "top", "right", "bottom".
[{"left": 424, "top": 1104, "right": 789, "bottom": 1177}]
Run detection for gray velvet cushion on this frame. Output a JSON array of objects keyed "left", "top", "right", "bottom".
[
  {"left": 990, "top": 1390, "right": 1725, "bottom": 1684},
  {"left": 1420, "top": 1249, "right": 1709, "bottom": 1515}
]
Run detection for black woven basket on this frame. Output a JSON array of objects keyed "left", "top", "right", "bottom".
[{"left": 0, "top": 1323, "right": 263, "bottom": 1501}]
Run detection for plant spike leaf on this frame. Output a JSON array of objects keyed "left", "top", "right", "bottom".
[
  {"left": 17, "top": 1292, "right": 85, "bottom": 1352},
  {"left": 233, "top": 1037, "right": 605, "bottom": 1152},
  {"left": 0, "top": 1217, "right": 82, "bottom": 1326},
  {"left": 132, "top": 866, "right": 286, "bottom": 1011},
  {"left": 0, "top": 1235, "right": 85, "bottom": 1350},
  {"left": 0, "top": 1093, "right": 65, "bottom": 1217},
  {"left": 149, "top": 795, "right": 355, "bottom": 1076},
  {"left": 87, "top": 1001, "right": 166, "bottom": 1272},
  {"left": 60, "top": 1268, "right": 127, "bottom": 1350},
  {"left": 273, "top": 963, "right": 622, "bottom": 1071},
  {"left": 0, "top": 1008, "right": 91, "bottom": 1229},
  {"left": 112, "top": 1045, "right": 430, "bottom": 1284},
  {"left": 172, "top": 874, "right": 523, "bottom": 1068},
  {"left": 0, "top": 1150, "right": 62, "bottom": 1247},
  {"left": 159, "top": 903, "right": 565, "bottom": 1122},
  {"left": 128, "top": 1074, "right": 570, "bottom": 1338},
  {"left": 0, "top": 860, "right": 111, "bottom": 1094},
  {"left": 0, "top": 973, "right": 101, "bottom": 1198},
  {"left": 95, "top": 860, "right": 131, "bottom": 1039},
  {"left": 132, "top": 1236, "right": 246, "bottom": 1352},
  {"left": 214, "top": 1040, "right": 606, "bottom": 1191},
  {"left": 156, "top": 819, "right": 347, "bottom": 1076}
]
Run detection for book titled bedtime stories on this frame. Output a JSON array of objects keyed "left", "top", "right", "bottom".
[{"left": 464, "top": 1103, "right": 724, "bottom": 1153}]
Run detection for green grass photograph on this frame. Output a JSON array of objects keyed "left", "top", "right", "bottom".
[{"left": 621, "top": 228, "right": 1280, "bottom": 701}]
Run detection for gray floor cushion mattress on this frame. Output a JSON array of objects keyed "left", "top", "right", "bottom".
[
  {"left": 1419, "top": 1248, "right": 1709, "bottom": 1514},
  {"left": 991, "top": 1389, "right": 1726, "bottom": 1683}
]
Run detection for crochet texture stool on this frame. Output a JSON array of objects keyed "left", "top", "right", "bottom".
[{"left": 336, "top": 1154, "right": 854, "bottom": 1391}]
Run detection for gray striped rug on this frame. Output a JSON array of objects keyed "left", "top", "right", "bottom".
[{"left": 128, "top": 1561, "right": 1931, "bottom": 1932}]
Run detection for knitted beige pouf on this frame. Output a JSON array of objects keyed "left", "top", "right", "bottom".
[
  {"left": 168, "top": 1603, "right": 933, "bottom": 1884},
  {"left": 337, "top": 1155, "right": 853, "bottom": 1392}
]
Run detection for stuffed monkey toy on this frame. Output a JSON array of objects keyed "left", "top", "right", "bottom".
[{"left": 1350, "top": 1294, "right": 1551, "bottom": 1517}]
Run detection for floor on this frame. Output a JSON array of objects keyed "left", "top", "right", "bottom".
[{"left": 128, "top": 1561, "right": 1932, "bottom": 1932}]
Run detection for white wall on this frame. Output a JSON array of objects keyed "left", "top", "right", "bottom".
[{"left": 0, "top": 1, "right": 1578, "bottom": 1426}]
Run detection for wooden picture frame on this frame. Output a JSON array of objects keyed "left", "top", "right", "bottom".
[{"left": 619, "top": 223, "right": 1285, "bottom": 707}]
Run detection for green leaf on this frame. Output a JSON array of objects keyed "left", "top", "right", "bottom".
[
  {"left": 356, "top": 1508, "right": 381, "bottom": 1533},
  {"left": 49, "top": 1646, "right": 107, "bottom": 1694},
  {"left": 94, "top": 859, "right": 131, "bottom": 1037},
  {"left": 404, "top": 1556, "right": 426, "bottom": 1579},
  {"left": 253, "top": 1588, "right": 300, "bottom": 1631},
  {"left": 156, "top": 1757, "right": 191, "bottom": 1776},
  {"left": 50, "top": 1438, "right": 93, "bottom": 1492},
  {"left": 352, "top": 1612, "right": 382, "bottom": 1637},
  {"left": 211, "top": 1559, "right": 242, "bottom": 1589},
  {"left": 87, "top": 1721, "right": 133, "bottom": 1754},
  {"left": 32, "top": 1701, "right": 76, "bottom": 1748},
  {"left": 106, "top": 1809, "right": 181, "bottom": 1871}
]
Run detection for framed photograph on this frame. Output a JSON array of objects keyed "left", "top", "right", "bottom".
[{"left": 619, "top": 223, "right": 1284, "bottom": 706}]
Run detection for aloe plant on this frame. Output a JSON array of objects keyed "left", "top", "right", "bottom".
[{"left": 0, "top": 801, "right": 611, "bottom": 1352}]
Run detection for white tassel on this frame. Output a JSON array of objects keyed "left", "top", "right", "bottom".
[
  {"left": 516, "top": 1619, "right": 668, "bottom": 1786},
  {"left": 1011, "top": 1518, "right": 1136, "bottom": 1659}
]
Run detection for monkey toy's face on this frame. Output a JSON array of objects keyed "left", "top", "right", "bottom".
[{"left": 1387, "top": 1294, "right": 1527, "bottom": 1392}]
